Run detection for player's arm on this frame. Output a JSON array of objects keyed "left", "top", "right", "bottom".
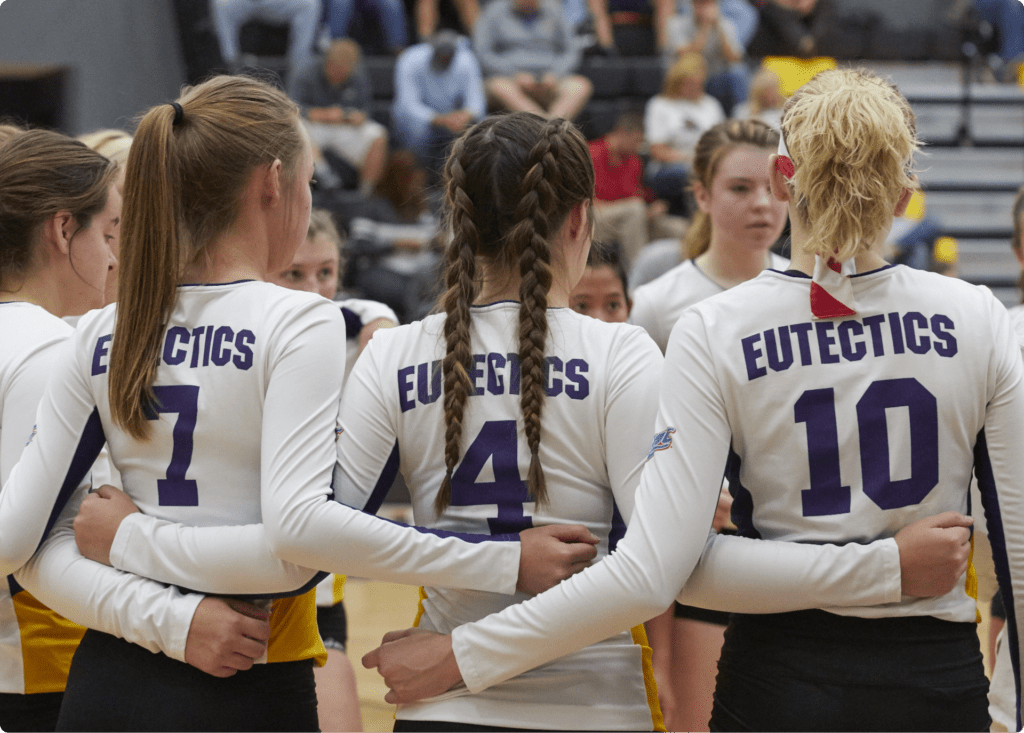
[{"left": 0, "top": 333, "right": 104, "bottom": 576}]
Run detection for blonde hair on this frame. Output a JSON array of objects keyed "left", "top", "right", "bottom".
[
  {"left": 109, "top": 75, "right": 304, "bottom": 439},
  {"left": 308, "top": 207, "right": 346, "bottom": 272},
  {"left": 78, "top": 129, "right": 134, "bottom": 166},
  {"left": 662, "top": 53, "right": 707, "bottom": 97},
  {"left": 747, "top": 68, "right": 783, "bottom": 116},
  {"left": 683, "top": 119, "right": 779, "bottom": 259},
  {"left": 780, "top": 68, "right": 919, "bottom": 262}
]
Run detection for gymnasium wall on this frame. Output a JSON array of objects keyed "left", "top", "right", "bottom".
[{"left": 0, "top": 0, "right": 187, "bottom": 134}]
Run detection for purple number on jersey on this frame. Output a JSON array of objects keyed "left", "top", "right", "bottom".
[
  {"left": 145, "top": 385, "right": 200, "bottom": 506},
  {"left": 796, "top": 378, "right": 939, "bottom": 516},
  {"left": 449, "top": 420, "right": 534, "bottom": 535}
]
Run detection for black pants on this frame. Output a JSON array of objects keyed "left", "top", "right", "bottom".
[
  {"left": 394, "top": 721, "right": 534, "bottom": 732},
  {"left": 711, "top": 610, "right": 990, "bottom": 732},
  {"left": 0, "top": 691, "right": 63, "bottom": 732},
  {"left": 57, "top": 630, "right": 319, "bottom": 732}
]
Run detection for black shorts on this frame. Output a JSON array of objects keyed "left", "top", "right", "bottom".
[
  {"left": 711, "top": 610, "right": 990, "bottom": 732},
  {"left": 57, "top": 629, "right": 319, "bottom": 732},
  {"left": 394, "top": 721, "right": 535, "bottom": 732},
  {"left": 317, "top": 601, "right": 348, "bottom": 652},
  {"left": 0, "top": 691, "right": 63, "bottom": 732},
  {"left": 673, "top": 602, "right": 731, "bottom": 626}
]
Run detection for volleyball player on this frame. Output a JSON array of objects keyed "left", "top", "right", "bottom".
[
  {"left": 364, "top": 69, "right": 1024, "bottom": 732},
  {"left": 0, "top": 76, "right": 597, "bottom": 731}
]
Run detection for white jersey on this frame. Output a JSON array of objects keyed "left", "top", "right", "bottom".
[
  {"left": 334, "top": 301, "right": 906, "bottom": 729},
  {"left": 448, "top": 265, "right": 1024, "bottom": 720},
  {"left": 0, "top": 304, "right": 84, "bottom": 694},
  {"left": 0, "top": 282, "right": 524, "bottom": 667},
  {"left": 631, "top": 254, "right": 789, "bottom": 352},
  {"left": 317, "top": 297, "right": 398, "bottom": 607}
]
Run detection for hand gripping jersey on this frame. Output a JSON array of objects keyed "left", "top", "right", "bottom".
[
  {"left": 332, "top": 301, "right": 906, "bottom": 729},
  {"left": 447, "top": 265, "right": 1024, "bottom": 730},
  {"left": 631, "top": 254, "right": 789, "bottom": 353},
  {"left": 0, "top": 304, "right": 85, "bottom": 695}
]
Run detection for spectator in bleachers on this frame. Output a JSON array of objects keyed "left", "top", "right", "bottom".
[
  {"left": 416, "top": 0, "right": 481, "bottom": 42},
  {"left": 975, "top": 0, "right": 1024, "bottom": 81},
  {"left": 391, "top": 30, "right": 486, "bottom": 182},
  {"left": 590, "top": 113, "right": 686, "bottom": 267},
  {"left": 473, "top": 0, "right": 593, "bottom": 120},
  {"left": 731, "top": 66, "right": 783, "bottom": 128},
  {"left": 674, "top": 0, "right": 757, "bottom": 46},
  {"left": 745, "top": 0, "right": 837, "bottom": 59},
  {"left": 210, "top": 0, "right": 321, "bottom": 79},
  {"left": 664, "top": 0, "right": 747, "bottom": 115},
  {"left": 644, "top": 52, "right": 725, "bottom": 215},
  {"left": 326, "top": 0, "right": 410, "bottom": 54},
  {"left": 290, "top": 38, "right": 389, "bottom": 193}
]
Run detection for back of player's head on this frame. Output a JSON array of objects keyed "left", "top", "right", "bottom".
[
  {"left": 110, "top": 74, "right": 304, "bottom": 440},
  {"left": 0, "top": 121, "right": 25, "bottom": 147},
  {"left": 780, "top": 68, "right": 918, "bottom": 263},
  {"left": 435, "top": 112, "right": 595, "bottom": 515},
  {"left": 78, "top": 128, "right": 134, "bottom": 167},
  {"left": 0, "top": 129, "right": 116, "bottom": 289},
  {"left": 684, "top": 118, "right": 780, "bottom": 260}
]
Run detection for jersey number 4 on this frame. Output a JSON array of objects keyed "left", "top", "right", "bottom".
[
  {"left": 795, "top": 377, "right": 938, "bottom": 517},
  {"left": 448, "top": 420, "right": 535, "bottom": 535},
  {"left": 145, "top": 385, "right": 200, "bottom": 506}
]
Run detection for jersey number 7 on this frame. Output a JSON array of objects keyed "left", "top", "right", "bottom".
[
  {"left": 795, "top": 377, "right": 938, "bottom": 517},
  {"left": 145, "top": 384, "right": 200, "bottom": 506}
]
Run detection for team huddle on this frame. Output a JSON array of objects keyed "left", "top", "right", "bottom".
[{"left": 0, "top": 65, "right": 1020, "bottom": 733}]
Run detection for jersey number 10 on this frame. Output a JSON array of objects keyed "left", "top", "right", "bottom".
[{"left": 795, "top": 377, "right": 938, "bottom": 517}]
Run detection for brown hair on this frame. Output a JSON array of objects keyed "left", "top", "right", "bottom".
[
  {"left": 308, "top": 207, "right": 347, "bottom": 273},
  {"left": 109, "top": 75, "right": 304, "bottom": 439},
  {"left": 435, "top": 112, "right": 595, "bottom": 516},
  {"left": 0, "top": 122, "right": 25, "bottom": 147},
  {"left": 0, "top": 129, "right": 116, "bottom": 292},
  {"left": 374, "top": 150, "right": 427, "bottom": 222},
  {"left": 780, "top": 68, "right": 919, "bottom": 262},
  {"left": 1012, "top": 185, "right": 1024, "bottom": 302},
  {"left": 683, "top": 119, "right": 780, "bottom": 259}
]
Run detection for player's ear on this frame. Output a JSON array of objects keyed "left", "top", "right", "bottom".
[
  {"left": 893, "top": 187, "right": 914, "bottom": 218},
  {"left": 693, "top": 180, "right": 712, "bottom": 214}
]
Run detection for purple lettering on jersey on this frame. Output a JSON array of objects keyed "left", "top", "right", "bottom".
[
  {"left": 837, "top": 320, "right": 866, "bottom": 361},
  {"left": 930, "top": 315, "right": 957, "bottom": 357},
  {"left": 163, "top": 327, "right": 190, "bottom": 366},
  {"left": 417, "top": 360, "right": 442, "bottom": 404},
  {"left": 506, "top": 353, "right": 521, "bottom": 395},
  {"left": 887, "top": 312, "right": 905, "bottom": 354},
  {"left": 398, "top": 366, "right": 415, "bottom": 412},
  {"left": 146, "top": 385, "right": 200, "bottom": 507},
  {"left": 789, "top": 322, "right": 814, "bottom": 365},
  {"left": 211, "top": 326, "right": 235, "bottom": 366},
  {"left": 862, "top": 314, "right": 887, "bottom": 356},
  {"left": 741, "top": 334, "right": 767, "bottom": 380},
  {"left": 189, "top": 326, "right": 206, "bottom": 368},
  {"left": 764, "top": 327, "right": 794, "bottom": 372},
  {"left": 903, "top": 312, "right": 930, "bottom": 355},
  {"left": 544, "top": 356, "right": 563, "bottom": 397},
  {"left": 795, "top": 388, "right": 851, "bottom": 516},
  {"left": 815, "top": 322, "right": 840, "bottom": 364},
  {"left": 91, "top": 334, "right": 112, "bottom": 376},
  {"left": 486, "top": 353, "right": 506, "bottom": 395},
  {"left": 565, "top": 358, "right": 589, "bottom": 399},
  {"left": 470, "top": 354, "right": 485, "bottom": 396},
  {"left": 202, "top": 324, "right": 214, "bottom": 366},
  {"left": 233, "top": 330, "right": 255, "bottom": 370}
]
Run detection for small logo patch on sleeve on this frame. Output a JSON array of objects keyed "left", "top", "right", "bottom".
[
  {"left": 646, "top": 428, "right": 676, "bottom": 461},
  {"left": 25, "top": 424, "right": 37, "bottom": 446}
]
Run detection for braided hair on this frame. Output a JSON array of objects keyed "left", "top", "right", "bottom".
[{"left": 434, "top": 113, "right": 595, "bottom": 516}]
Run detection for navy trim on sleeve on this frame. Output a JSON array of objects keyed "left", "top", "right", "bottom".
[
  {"left": 975, "top": 428, "right": 1021, "bottom": 731},
  {"left": 725, "top": 447, "right": 761, "bottom": 540},
  {"left": 362, "top": 441, "right": 400, "bottom": 516},
  {"left": 340, "top": 306, "right": 364, "bottom": 342},
  {"left": 609, "top": 501, "right": 626, "bottom": 553},
  {"left": 37, "top": 408, "right": 106, "bottom": 552}
]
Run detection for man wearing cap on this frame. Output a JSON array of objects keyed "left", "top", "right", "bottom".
[{"left": 391, "top": 31, "right": 487, "bottom": 181}]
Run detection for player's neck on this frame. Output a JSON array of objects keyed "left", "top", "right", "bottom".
[
  {"left": 475, "top": 270, "right": 570, "bottom": 308},
  {"left": 787, "top": 218, "right": 891, "bottom": 275},
  {"left": 0, "top": 264, "right": 83, "bottom": 318},
  {"left": 695, "top": 241, "right": 771, "bottom": 290},
  {"left": 181, "top": 226, "right": 268, "bottom": 285}
]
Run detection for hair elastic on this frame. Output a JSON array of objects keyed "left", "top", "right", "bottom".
[
  {"left": 169, "top": 102, "right": 184, "bottom": 127},
  {"left": 776, "top": 134, "right": 795, "bottom": 179}
]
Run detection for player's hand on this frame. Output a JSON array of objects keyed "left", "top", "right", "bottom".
[
  {"left": 345, "top": 109, "right": 367, "bottom": 125},
  {"left": 73, "top": 485, "right": 140, "bottom": 566},
  {"left": 362, "top": 628, "right": 462, "bottom": 704},
  {"left": 185, "top": 598, "right": 271, "bottom": 678},
  {"left": 895, "top": 511, "right": 973, "bottom": 597},
  {"left": 516, "top": 524, "right": 599, "bottom": 595},
  {"left": 711, "top": 486, "right": 734, "bottom": 532}
]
